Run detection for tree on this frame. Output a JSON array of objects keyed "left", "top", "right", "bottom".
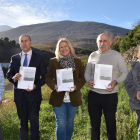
[
  {"left": 10, "top": 40, "right": 16, "bottom": 46},
  {"left": 3, "top": 37, "right": 9, "bottom": 42},
  {"left": 119, "top": 24, "right": 140, "bottom": 53},
  {"left": 111, "top": 36, "right": 122, "bottom": 52}
]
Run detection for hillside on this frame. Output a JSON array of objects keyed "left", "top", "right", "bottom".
[
  {"left": 0, "top": 39, "right": 55, "bottom": 64},
  {"left": 32, "top": 44, "right": 93, "bottom": 56},
  {"left": 0, "top": 21, "right": 130, "bottom": 50},
  {"left": 0, "top": 25, "right": 13, "bottom": 32}
]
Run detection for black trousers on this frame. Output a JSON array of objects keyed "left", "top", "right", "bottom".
[
  {"left": 15, "top": 94, "right": 41, "bottom": 140},
  {"left": 88, "top": 90, "right": 118, "bottom": 140},
  {"left": 0, "top": 124, "right": 4, "bottom": 140}
]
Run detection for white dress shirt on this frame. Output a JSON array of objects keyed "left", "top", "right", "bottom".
[{"left": 21, "top": 49, "right": 32, "bottom": 66}]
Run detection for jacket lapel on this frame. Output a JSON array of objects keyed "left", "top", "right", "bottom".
[
  {"left": 29, "top": 51, "right": 36, "bottom": 67},
  {"left": 17, "top": 53, "right": 22, "bottom": 67}
]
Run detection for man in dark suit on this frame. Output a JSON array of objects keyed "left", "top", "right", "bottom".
[{"left": 6, "top": 34, "right": 47, "bottom": 140}]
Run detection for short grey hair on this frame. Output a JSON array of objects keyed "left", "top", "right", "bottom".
[
  {"left": 96, "top": 33, "right": 111, "bottom": 42},
  {"left": 19, "top": 34, "right": 31, "bottom": 43}
]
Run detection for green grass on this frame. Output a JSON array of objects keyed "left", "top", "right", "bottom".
[
  {"left": 0, "top": 65, "right": 139, "bottom": 140},
  {"left": 4, "top": 78, "right": 10, "bottom": 86},
  {"left": 2, "top": 90, "right": 13, "bottom": 100}
]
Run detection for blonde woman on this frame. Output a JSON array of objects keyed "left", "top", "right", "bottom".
[{"left": 45, "top": 38, "right": 85, "bottom": 140}]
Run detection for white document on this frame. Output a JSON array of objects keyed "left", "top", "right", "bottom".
[
  {"left": 94, "top": 64, "right": 113, "bottom": 89},
  {"left": 56, "top": 68, "right": 74, "bottom": 91},
  {"left": 17, "top": 66, "right": 36, "bottom": 90}
]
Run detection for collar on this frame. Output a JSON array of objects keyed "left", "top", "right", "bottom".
[
  {"left": 22, "top": 49, "right": 32, "bottom": 56},
  {"left": 59, "top": 53, "right": 70, "bottom": 58},
  {"left": 97, "top": 48, "right": 111, "bottom": 54}
]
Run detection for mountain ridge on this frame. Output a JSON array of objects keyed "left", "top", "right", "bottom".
[
  {"left": 0, "top": 25, "right": 13, "bottom": 32},
  {"left": 0, "top": 20, "right": 130, "bottom": 50}
]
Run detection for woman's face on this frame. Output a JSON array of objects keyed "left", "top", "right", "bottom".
[{"left": 59, "top": 41, "right": 71, "bottom": 57}]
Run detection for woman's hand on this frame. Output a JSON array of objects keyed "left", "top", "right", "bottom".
[
  {"left": 54, "top": 85, "right": 76, "bottom": 92},
  {"left": 54, "top": 85, "right": 62, "bottom": 92},
  {"left": 67, "top": 86, "right": 76, "bottom": 92}
]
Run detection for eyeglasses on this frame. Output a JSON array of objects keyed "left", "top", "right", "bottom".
[{"left": 20, "top": 40, "right": 30, "bottom": 43}]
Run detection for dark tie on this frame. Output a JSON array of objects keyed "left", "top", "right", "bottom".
[{"left": 23, "top": 54, "right": 28, "bottom": 67}]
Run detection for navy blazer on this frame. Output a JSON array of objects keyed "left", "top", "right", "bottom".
[{"left": 6, "top": 51, "right": 47, "bottom": 102}]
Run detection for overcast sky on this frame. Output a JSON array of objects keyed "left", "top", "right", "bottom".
[{"left": 0, "top": 0, "right": 140, "bottom": 29}]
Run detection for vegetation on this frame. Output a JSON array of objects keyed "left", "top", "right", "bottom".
[
  {"left": 111, "top": 21, "right": 140, "bottom": 53},
  {"left": 111, "top": 36, "right": 122, "bottom": 52},
  {"left": 0, "top": 58, "right": 138, "bottom": 140},
  {"left": 3, "top": 37, "right": 9, "bottom": 42}
]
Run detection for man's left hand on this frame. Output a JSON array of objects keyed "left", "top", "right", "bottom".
[
  {"left": 24, "top": 84, "right": 36, "bottom": 92},
  {"left": 106, "top": 81, "right": 117, "bottom": 92}
]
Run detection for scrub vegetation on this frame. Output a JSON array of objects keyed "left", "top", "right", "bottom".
[{"left": 0, "top": 59, "right": 138, "bottom": 140}]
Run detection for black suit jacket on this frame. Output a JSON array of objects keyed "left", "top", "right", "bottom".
[{"left": 6, "top": 51, "right": 47, "bottom": 102}]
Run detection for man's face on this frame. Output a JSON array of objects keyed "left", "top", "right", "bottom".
[
  {"left": 96, "top": 34, "right": 111, "bottom": 53},
  {"left": 20, "top": 35, "right": 32, "bottom": 53}
]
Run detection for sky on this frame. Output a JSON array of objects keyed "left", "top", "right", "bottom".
[{"left": 0, "top": 0, "right": 140, "bottom": 29}]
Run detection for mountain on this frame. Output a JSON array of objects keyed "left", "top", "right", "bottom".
[
  {"left": 0, "top": 21, "right": 130, "bottom": 50},
  {"left": 0, "top": 25, "right": 13, "bottom": 32}
]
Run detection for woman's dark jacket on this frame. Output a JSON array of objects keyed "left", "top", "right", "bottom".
[{"left": 45, "top": 57, "right": 86, "bottom": 107}]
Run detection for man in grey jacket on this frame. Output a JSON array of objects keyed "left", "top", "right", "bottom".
[{"left": 84, "top": 33, "right": 128, "bottom": 140}]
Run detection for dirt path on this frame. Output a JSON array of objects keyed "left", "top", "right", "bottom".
[{"left": 4, "top": 83, "right": 13, "bottom": 91}]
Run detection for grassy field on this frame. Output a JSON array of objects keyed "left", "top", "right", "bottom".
[
  {"left": 0, "top": 82, "right": 138, "bottom": 140},
  {"left": 0, "top": 63, "right": 138, "bottom": 140}
]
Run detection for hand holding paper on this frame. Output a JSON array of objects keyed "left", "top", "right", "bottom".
[
  {"left": 94, "top": 64, "right": 113, "bottom": 89},
  {"left": 56, "top": 68, "right": 74, "bottom": 91},
  {"left": 106, "top": 81, "right": 116, "bottom": 91},
  {"left": 67, "top": 85, "right": 76, "bottom": 92},
  {"left": 88, "top": 80, "right": 95, "bottom": 88},
  {"left": 17, "top": 66, "right": 36, "bottom": 90},
  {"left": 55, "top": 85, "right": 76, "bottom": 92},
  {"left": 24, "top": 84, "right": 36, "bottom": 92},
  {"left": 54, "top": 85, "right": 63, "bottom": 92},
  {"left": 13, "top": 73, "right": 22, "bottom": 81}
]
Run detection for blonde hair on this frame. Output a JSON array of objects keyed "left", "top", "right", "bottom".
[{"left": 55, "top": 38, "right": 77, "bottom": 61}]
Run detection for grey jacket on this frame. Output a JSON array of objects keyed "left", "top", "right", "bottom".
[{"left": 124, "top": 61, "right": 140, "bottom": 110}]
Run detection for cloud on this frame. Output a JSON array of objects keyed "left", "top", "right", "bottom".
[
  {"left": 102, "top": 14, "right": 112, "bottom": 21},
  {"left": 0, "top": 0, "right": 70, "bottom": 27}
]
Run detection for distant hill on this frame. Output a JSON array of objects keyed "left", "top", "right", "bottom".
[
  {"left": 32, "top": 44, "right": 93, "bottom": 56},
  {"left": 0, "top": 25, "right": 13, "bottom": 32},
  {"left": 0, "top": 21, "right": 130, "bottom": 50}
]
